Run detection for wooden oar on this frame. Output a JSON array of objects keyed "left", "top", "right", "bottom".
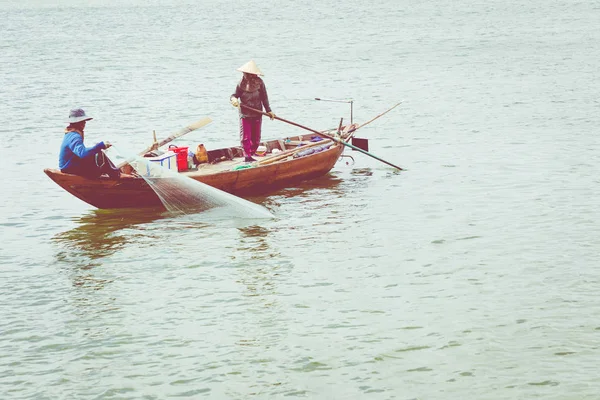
[
  {"left": 240, "top": 105, "right": 404, "bottom": 171},
  {"left": 138, "top": 117, "right": 212, "bottom": 156},
  {"left": 113, "top": 117, "right": 213, "bottom": 169}
]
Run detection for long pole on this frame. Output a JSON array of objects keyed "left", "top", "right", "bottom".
[
  {"left": 355, "top": 102, "right": 402, "bottom": 130},
  {"left": 315, "top": 97, "right": 354, "bottom": 124},
  {"left": 240, "top": 105, "right": 404, "bottom": 171}
]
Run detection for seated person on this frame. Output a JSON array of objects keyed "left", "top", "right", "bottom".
[{"left": 59, "top": 108, "right": 121, "bottom": 179}]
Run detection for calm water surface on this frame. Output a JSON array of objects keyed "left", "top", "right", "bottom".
[{"left": 1, "top": 0, "right": 600, "bottom": 398}]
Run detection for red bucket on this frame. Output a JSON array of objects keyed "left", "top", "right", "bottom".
[{"left": 168, "top": 145, "right": 189, "bottom": 172}]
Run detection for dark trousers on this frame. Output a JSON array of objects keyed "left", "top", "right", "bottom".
[{"left": 62, "top": 152, "right": 120, "bottom": 179}]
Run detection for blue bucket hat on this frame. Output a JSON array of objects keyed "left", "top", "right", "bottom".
[{"left": 67, "top": 108, "right": 93, "bottom": 123}]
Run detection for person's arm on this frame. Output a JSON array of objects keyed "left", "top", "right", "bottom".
[
  {"left": 67, "top": 133, "right": 105, "bottom": 159},
  {"left": 261, "top": 81, "right": 275, "bottom": 120},
  {"left": 230, "top": 84, "right": 242, "bottom": 100},
  {"left": 260, "top": 81, "right": 272, "bottom": 113},
  {"left": 230, "top": 84, "right": 242, "bottom": 107}
]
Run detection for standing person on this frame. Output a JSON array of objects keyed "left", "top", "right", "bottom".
[
  {"left": 230, "top": 60, "right": 276, "bottom": 162},
  {"left": 59, "top": 108, "right": 121, "bottom": 179}
]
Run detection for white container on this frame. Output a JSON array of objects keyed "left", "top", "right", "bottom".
[{"left": 147, "top": 151, "right": 177, "bottom": 172}]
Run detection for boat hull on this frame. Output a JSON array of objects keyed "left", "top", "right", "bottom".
[{"left": 44, "top": 143, "right": 345, "bottom": 209}]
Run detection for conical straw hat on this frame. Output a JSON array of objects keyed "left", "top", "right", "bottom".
[{"left": 236, "top": 60, "right": 263, "bottom": 76}]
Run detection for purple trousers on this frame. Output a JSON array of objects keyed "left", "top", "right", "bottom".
[{"left": 240, "top": 117, "right": 262, "bottom": 157}]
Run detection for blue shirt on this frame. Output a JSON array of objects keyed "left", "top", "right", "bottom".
[{"left": 59, "top": 131, "right": 105, "bottom": 170}]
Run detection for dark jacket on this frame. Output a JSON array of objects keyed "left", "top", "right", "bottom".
[{"left": 231, "top": 77, "right": 272, "bottom": 118}]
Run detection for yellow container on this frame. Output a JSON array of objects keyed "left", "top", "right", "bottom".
[
  {"left": 195, "top": 144, "right": 208, "bottom": 164},
  {"left": 256, "top": 145, "right": 267, "bottom": 156}
]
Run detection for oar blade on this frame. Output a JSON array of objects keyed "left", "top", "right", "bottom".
[
  {"left": 157, "top": 117, "right": 212, "bottom": 146},
  {"left": 136, "top": 117, "right": 213, "bottom": 157},
  {"left": 180, "top": 117, "right": 213, "bottom": 135}
]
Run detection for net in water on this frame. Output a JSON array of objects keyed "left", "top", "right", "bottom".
[{"left": 105, "top": 146, "right": 273, "bottom": 219}]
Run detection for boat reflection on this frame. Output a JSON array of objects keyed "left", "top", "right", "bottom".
[
  {"left": 236, "top": 224, "right": 273, "bottom": 260},
  {"left": 53, "top": 207, "right": 167, "bottom": 262},
  {"left": 52, "top": 208, "right": 165, "bottom": 322},
  {"left": 261, "top": 173, "right": 345, "bottom": 201},
  {"left": 350, "top": 167, "right": 373, "bottom": 176},
  {"left": 234, "top": 224, "right": 289, "bottom": 350}
]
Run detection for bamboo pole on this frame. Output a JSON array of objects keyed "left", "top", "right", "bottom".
[{"left": 240, "top": 105, "right": 404, "bottom": 171}]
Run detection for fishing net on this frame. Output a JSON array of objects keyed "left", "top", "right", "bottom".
[{"left": 105, "top": 146, "right": 273, "bottom": 219}]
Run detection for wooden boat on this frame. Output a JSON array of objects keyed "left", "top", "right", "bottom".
[{"left": 44, "top": 127, "right": 357, "bottom": 210}]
